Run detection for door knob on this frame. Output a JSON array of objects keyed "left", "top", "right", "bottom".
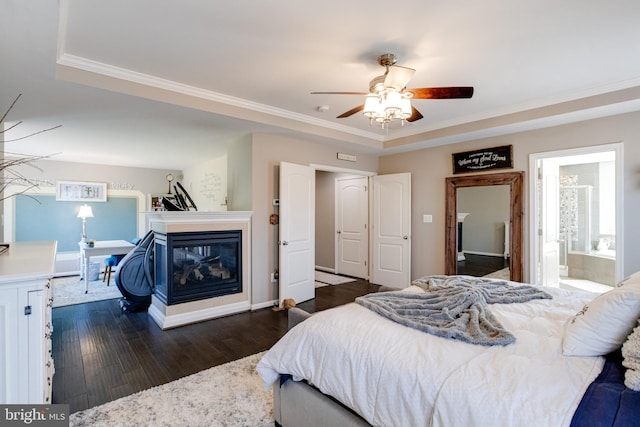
[
  {"left": 403, "top": 235, "right": 408, "bottom": 240},
  {"left": 282, "top": 241, "right": 289, "bottom": 246},
  {"left": 337, "top": 230, "right": 341, "bottom": 234}
]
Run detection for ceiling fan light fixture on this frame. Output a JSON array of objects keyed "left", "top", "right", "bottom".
[
  {"left": 363, "top": 94, "right": 381, "bottom": 119},
  {"left": 369, "top": 75, "right": 386, "bottom": 95},
  {"left": 384, "top": 91, "right": 402, "bottom": 115},
  {"left": 400, "top": 97, "right": 412, "bottom": 119},
  {"left": 384, "top": 65, "right": 416, "bottom": 91},
  {"left": 363, "top": 90, "right": 413, "bottom": 128},
  {"left": 312, "top": 53, "right": 472, "bottom": 129}
]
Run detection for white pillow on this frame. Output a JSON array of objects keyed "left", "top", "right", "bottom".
[
  {"left": 618, "top": 271, "right": 640, "bottom": 288},
  {"left": 562, "top": 287, "right": 640, "bottom": 357}
]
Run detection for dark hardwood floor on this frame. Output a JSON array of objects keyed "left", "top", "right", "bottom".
[
  {"left": 51, "top": 278, "right": 379, "bottom": 413},
  {"left": 456, "top": 253, "right": 509, "bottom": 277}
]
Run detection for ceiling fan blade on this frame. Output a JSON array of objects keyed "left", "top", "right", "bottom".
[
  {"left": 311, "top": 91, "right": 369, "bottom": 95},
  {"left": 408, "top": 87, "right": 474, "bottom": 99},
  {"left": 407, "top": 106, "right": 424, "bottom": 122},
  {"left": 384, "top": 65, "right": 416, "bottom": 90},
  {"left": 336, "top": 104, "right": 365, "bottom": 118}
]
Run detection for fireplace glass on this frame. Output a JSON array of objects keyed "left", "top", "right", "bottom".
[{"left": 154, "top": 230, "right": 242, "bottom": 305}]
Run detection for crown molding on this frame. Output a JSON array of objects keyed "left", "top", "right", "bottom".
[{"left": 56, "top": 53, "right": 384, "bottom": 142}]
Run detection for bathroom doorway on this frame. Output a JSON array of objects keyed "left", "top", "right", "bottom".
[{"left": 530, "top": 143, "right": 623, "bottom": 292}]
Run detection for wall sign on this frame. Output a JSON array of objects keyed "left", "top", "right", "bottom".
[
  {"left": 337, "top": 152, "right": 357, "bottom": 162},
  {"left": 56, "top": 180, "right": 107, "bottom": 202},
  {"left": 452, "top": 145, "right": 513, "bottom": 174}
]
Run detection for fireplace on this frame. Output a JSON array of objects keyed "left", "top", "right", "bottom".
[
  {"left": 145, "top": 211, "right": 252, "bottom": 330},
  {"left": 154, "top": 230, "right": 242, "bottom": 305}
]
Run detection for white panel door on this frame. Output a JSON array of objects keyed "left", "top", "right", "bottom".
[
  {"left": 279, "top": 162, "right": 315, "bottom": 305},
  {"left": 336, "top": 177, "right": 368, "bottom": 279},
  {"left": 540, "top": 159, "right": 560, "bottom": 287},
  {"left": 372, "top": 173, "right": 411, "bottom": 288}
]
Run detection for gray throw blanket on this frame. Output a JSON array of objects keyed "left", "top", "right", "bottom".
[{"left": 355, "top": 275, "right": 552, "bottom": 346}]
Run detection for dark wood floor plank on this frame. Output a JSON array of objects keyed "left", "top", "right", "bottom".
[
  {"left": 457, "top": 254, "right": 509, "bottom": 277},
  {"left": 51, "top": 278, "right": 379, "bottom": 413}
]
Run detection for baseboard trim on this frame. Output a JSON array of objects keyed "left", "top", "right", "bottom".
[
  {"left": 252, "top": 300, "right": 278, "bottom": 311},
  {"left": 149, "top": 300, "right": 251, "bottom": 330}
]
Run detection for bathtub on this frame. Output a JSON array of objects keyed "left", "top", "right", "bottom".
[{"left": 567, "top": 251, "right": 616, "bottom": 286}]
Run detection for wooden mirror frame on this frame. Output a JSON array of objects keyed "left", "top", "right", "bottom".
[{"left": 445, "top": 171, "right": 524, "bottom": 282}]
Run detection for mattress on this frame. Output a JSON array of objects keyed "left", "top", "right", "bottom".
[{"left": 258, "top": 284, "right": 605, "bottom": 427}]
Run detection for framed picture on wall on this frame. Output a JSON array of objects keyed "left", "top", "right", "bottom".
[
  {"left": 56, "top": 180, "right": 107, "bottom": 202},
  {"left": 452, "top": 145, "right": 513, "bottom": 174}
]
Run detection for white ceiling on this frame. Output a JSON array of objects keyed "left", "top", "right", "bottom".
[{"left": 2, "top": 0, "right": 640, "bottom": 170}]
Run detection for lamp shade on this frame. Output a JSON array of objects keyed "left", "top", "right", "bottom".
[
  {"left": 363, "top": 94, "right": 380, "bottom": 118},
  {"left": 77, "top": 204, "right": 94, "bottom": 219},
  {"left": 400, "top": 97, "right": 412, "bottom": 119}
]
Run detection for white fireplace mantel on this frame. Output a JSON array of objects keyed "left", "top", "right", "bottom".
[{"left": 145, "top": 211, "right": 252, "bottom": 230}]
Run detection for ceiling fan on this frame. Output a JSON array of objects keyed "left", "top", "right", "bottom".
[{"left": 311, "top": 53, "right": 474, "bottom": 127}]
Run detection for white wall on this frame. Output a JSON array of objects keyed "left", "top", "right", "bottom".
[
  {"left": 379, "top": 110, "right": 640, "bottom": 281},
  {"left": 182, "top": 155, "right": 228, "bottom": 211},
  {"left": 8, "top": 158, "right": 180, "bottom": 199},
  {"left": 315, "top": 170, "right": 336, "bottom": 270},
  {"left": 251, "top": 133, "right": 378, "bottom": 306},
  {"left": 8, "top": 111, "right": 640, "bottom": 302},
  {"left": 227, "top": 136, "right": 252, "bottom": 211},
  {"left": 3, "top": 159, "right": 181, "bottom": 239},
  {"left": 458, "top": 185, "right": 510, "bottom": 256}
]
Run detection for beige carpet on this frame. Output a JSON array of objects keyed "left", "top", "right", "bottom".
[
  {"left": 70, "top": 352, "right": 272, "bottom": 427},
  {"left": 52, "top": 275, "right": 122, "bottom": 308}
]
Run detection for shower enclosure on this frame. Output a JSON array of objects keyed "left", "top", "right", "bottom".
[{"left": 558, "top": 164, "right": 616, "bottom": 286}]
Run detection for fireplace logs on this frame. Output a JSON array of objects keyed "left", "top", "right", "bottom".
[
  {"left": 154, "top": 230, "right": 242, "bottom": 305},
  {"left": 173, "top": 257, "right": 232, "bottom": 286}
]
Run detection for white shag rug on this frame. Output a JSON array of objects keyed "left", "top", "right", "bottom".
[
  {"left": 52, "top": 275, "right": 123, "bottom": 308},
  {"left": 314, "top": 271, "right": 356, "bottom": 285},
  {"left": 70, "top": 352, "right": 272, "bottom": 427}
]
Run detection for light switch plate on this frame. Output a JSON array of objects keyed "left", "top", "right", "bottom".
[{"left": 423, "top": 214, "right": 433, "bottom": 223}]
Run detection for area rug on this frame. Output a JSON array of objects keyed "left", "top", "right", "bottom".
[
  {"left": 483, "top": 267, "right": 510, "bottom": 280},
  {"left": 315, "top": 281, "right": 329, "bottom": 288},
  {"left": 315, "top": 270, "right": 356, "bottom": 285},
  {"left": 70, "top": 352, "right": 272, "bottom": 427},
  {"left": 52, "top": 275, "right": 122, "bottom": 308}
]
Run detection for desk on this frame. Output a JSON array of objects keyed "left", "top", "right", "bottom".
[{"left": 79, "top": 240, "right": 135, "bottom": 293}]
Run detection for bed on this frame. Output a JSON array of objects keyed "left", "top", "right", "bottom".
[{"left": 257, "top": 274, "right": 640, "bottom": 427}]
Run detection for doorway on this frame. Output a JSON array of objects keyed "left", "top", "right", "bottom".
[
  {"left": 279, "top": 163, "right": 412, "bottom": 304},
  {"left": 529, "top": 144, "right": 623, "bottom": 291},
  {"left": 313, "top": 168, "right": 411, "bottom": 286},
  {"left": 315, "top": 170, "right": 370, "bottom": 279}
]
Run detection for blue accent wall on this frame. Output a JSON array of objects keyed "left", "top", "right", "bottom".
[{"left": 15, "top": 195, "right": 138, "bottom": 252}]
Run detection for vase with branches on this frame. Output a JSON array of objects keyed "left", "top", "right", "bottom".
[{"left": 0, "top": 94, "right": 60, "bottom": 201}]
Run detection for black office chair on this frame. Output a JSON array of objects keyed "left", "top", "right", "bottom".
[{"left": 103, "top": 238, "right": 141, "bottom": 285}]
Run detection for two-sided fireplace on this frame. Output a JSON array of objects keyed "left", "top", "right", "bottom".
[{"left": 153, "top": 230, "right": 242, "bottom": 305}]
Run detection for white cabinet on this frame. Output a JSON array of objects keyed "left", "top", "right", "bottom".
[{"left": 0, "top": 241, "right": 56, "bottom": 404}]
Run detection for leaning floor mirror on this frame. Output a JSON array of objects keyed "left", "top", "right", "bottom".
[{"left": 445, "top": 172, "right": 524, "bottom": 283}]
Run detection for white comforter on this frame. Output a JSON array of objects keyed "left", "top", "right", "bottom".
[{"left": 257, "top": 284, "right": 605, "bottom": 427}]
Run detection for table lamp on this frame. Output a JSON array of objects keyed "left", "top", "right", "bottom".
[{"left": 77, "top": 204, "right": 94, "bottom": 243}]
